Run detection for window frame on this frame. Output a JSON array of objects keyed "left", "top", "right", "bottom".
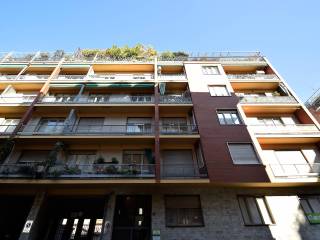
[
  {"left": 237, "top": 195, "right": 275, "bottom": 226},
  {"left": 227, "top": 142, "right": 261, "bottom": 165},
  {"left": 208, "top": 85, "right": 230, "bottom": 97},
  {"left": 216, "top": 109, "right": 243, "bottom": 125},
  {"left": 164, "top": 195, "right": 205, "bottom": 228},
  {"left": 201, "top": 65, "right": 220, "bottom": 75}
]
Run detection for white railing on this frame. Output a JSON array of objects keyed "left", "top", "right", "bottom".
[
  {"left": 0, "top": 75, "right": 18, "bottom": 80},
  {"left": 159, "top": 95, "right": 192, "bottom": 104},
  {"left": 239, "top": 96, "right": 298, "bottom": 104},
  {"left": 250, "top": 124, "right": 319, "bottom": 135},
  {"left": 55, "top": 75, "right": 86, "bottom": 80},
  {"left": 227, "top": 74, "right": 279, "bottom": 81},
  {"left": 0, "top": 95, "right": 36, "bottom": 104},
  {"left": 87, "top": 73, "right": 154, "bottom": 81},
  {"left": 269, "top": 163, "right": 320, "bottom": 178},
  {"left": 158, "top": 74, "right": 187, "bottom": 81}
]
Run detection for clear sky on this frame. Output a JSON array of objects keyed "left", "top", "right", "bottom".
[{"left": 0, "top": 0, "right": 319, "bottom": 101}]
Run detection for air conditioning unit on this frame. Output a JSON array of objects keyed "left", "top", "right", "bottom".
[{"left": 256, "top": 70, "right": 265, "bottom": 74}]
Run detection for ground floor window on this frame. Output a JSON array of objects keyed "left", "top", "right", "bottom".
[{"left": 165, "top": 195, "right": 204, "bottom": 227}]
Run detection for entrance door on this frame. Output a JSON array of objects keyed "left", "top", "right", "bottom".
[{"left": 112, "top": 195, "right": 151, "bottom": 240}]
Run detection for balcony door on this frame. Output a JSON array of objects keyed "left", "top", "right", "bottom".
[
  {"left": 126, "top": 118, "right": 152, "bottom": 134},
  {"left": 162, "top": 150, "right": 195, "bottom": 178},
  {"left": 37, "top": 118, "right": 65, "bottom": 134},
  {"left": 0, "top": 118, "right": 19, "bottom": 133},
  {"left": 76, "top": 118, "right": 104, "bottom": 133},
  {"left": 160, "top": 117, "right": 187, "bottom": 134}
]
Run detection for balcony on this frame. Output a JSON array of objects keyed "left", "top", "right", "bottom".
[
  {"left": 227, "top": 74, "right": 280, "bottom": 81},
  {"left": 0, "top": 163, "right": 155, "bottom": 179},
  {"left": 269, "top": 163, "right": 320, "bottom": 178},
  {"left": 0, "top": 75, "right": 18, "bottom": 81},
  {"left": 40, "top": 94, "right": 154, "bottom": 104},
  {"left": 0, "top": 95, "right": 36, "bottom": 104},
  {"left": 87, "top": 73, "right": 154, "bottom": 81},
  {"left": 161, "top": 164, "right": 207, "bottom": 179},
  {"left": 158, "top": 74, "right": 187, "bottom": 81},
  {"left": 159, "top": 94, "right": 192, "bottom": 104},
  {"left": 19, "top": 124, "right": 154, "bottom": 136},
  {"left": 160, "top": 125, "right": 198, "bottom": 135},
  {"left": 250, "top": 124, "right": 320, "bottom": 135},
  {"left": 2, "top": 53, "right": 36, "bottom": 63},
  {"left": 239, "top": 95, "right": 298, "bottom": 104},
  {"left": 54, "top": 75, "right": 86, "bottom": 81},
  {"left": 0, "top": 125, "right": 18, "bottom": 135}
]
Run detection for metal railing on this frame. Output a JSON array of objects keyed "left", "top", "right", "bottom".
[
  {"left": 250, "top": 124, "right": 319, "bottom": 135},
  {"left": 159, "top": 95, "right": 192, "bottom": 104},
  {"left": 17, "top": 75, "right": 50, "bottom": 80},
  {"left": 40, "top": 95, "right": 154, "bottom": 104},
  {"left": 239, "top": 95, "right": 298, "bottom": 104},
  {"left": 54, "top": 75, "right": 86, "bottom": 80},
  {"left": 0, "top": 163, "right": 155, "bottom": 178},
  {"left": 158, "top": 74, "right": 187, "bottom": 81},
  {"left": 160, "top": 124, "right": 198, "bottom": 134},
  {"left": 227, "top": 74, "right": 279, "bottom": 81},
  {"left": 269, "top": 163, "right": 320, "bottom": 178},
  {"left": 19, "top": 124, "right": 155, "bottom": 135},
  {"left": 161, "top": 164, "right": 207, "bottom": 178},
  {"left": 0, "top": 95, "right": 36, "bottom": 104}
]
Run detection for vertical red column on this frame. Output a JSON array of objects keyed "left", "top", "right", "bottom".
[{"left": 154, "top": 84, "right": 161, "bottom": 181}]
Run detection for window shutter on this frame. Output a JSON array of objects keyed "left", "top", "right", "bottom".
[{"left": 228, "top": 144, "right": 259, "bottom": 164}]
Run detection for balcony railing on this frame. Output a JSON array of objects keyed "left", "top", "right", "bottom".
[
  {"left": 159, "top": 95, "right": 192, "bottom": 104},
  {"left": 40, "top": 95, "right": 154, "bottom": 104},
  {"left": 3, "top": 52, "right": 36, "bottom": 62},
  {"left": 161, "top": 164, "right": 207, "bottom": 179},
  {"left": 0, "top": 75, "right": 18, "bottom": 81},
  {"left": 87, "top": 73, "right": 154, "bottom": 81},
  {"left": 0, "top": 163, "right": 155, "bottom": 178},
  {"left": 17, "top": 75, "right": 50, "bottom": 80},
  {"left": 19, "top": 124, "right": 154, "bottom": 135},
  {"left": 0, "top": 95, "right": 36, "bottom": 104},
  {"left": 239, "top": 95, "right": 298, "bottom": 104},
  {"left": 269, "top": 163, "right": 320, "bottom": 178},
  {"left": 227, "top": 74, "right": 280, "bottom": 81},
  {"left": 158, "top": 74, "right": 187, "bottom": 81},
  {"left": 160, "top": 125, "right": 198, "bottom": 135},
  {"left": 0, "top": 125, "right": 18, "bottom": 135},
  {"left": 54, "top": 75, "right": 86, "bottom": 80},
  {"left": 250, "top": 124, "right": 320, "bottom": 135}
]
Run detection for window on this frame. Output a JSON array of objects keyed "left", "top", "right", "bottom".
[
  {"left": 209, "top": 85, "right": 230, "bottom": 96},
  {"left": 202, "top": 66, "right": 220, "bottom": 75},
  {"left": 18, "top": 150, "right": 50, "bottom": 164},
  {"left": 238, "top": 196, "right": 274, "bottom": 225},
  {"left": 76, "top": 118, "right": 104, "bottom": 133},
  {"left": 127, "top": 118, "right": 152, "bottom": 133},
  {"left": 165, "top": 195, "right": 204, "bottom": 227},
  {"left": 0, "top": 118, "right": 19, "bottom": 133},
  {"left": 217, "top": 110, "right": 241, "bottom": 125},
  {"left": 228, "top": 143, "right": 260, "bottom": 164},
  {"left": 67, "top": 151, "right": 96, "bottom": 165},
  {"left": 123, "top": 150, "right": 147, "bottom": 164},
  {"left": 299, "top": 196, "right": 320, "bottom": 224},
  {"left": 257, "top": 117, "right": 284, "bottom": 126},
  {"left": 160, "top": 117, "right": 188, "bottom": 133}
]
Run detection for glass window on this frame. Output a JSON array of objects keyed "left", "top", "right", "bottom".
[
  {"left": 217, "top": 110, "right": 241, "bottom": 125},
  {"left": 67, "top": 151, "right": 96, "bottom": 165},
  {"left": 228, "top": 143, "right": 260, "bottom": 164},
  {"left": 209, "top": 85, "right": 230, "bottom": 96},
  {"left": 123, "top": 150, "right": 147, "bottom": 164},
  {"left": 202, "top": 66, "right": 220, "bottom": 75},
  {"left": 165, "top": 195, "right": 204, "bottom": 227},
  {"left": 37, "top": 118, "right": 65, "bottom": 133},
  {"left": 18, "top": 150, "right": 50, "bottom": 163},
  {"left": 238, "top": 196, "right": 274, "bottom": 225},
  {"left": 299, "top": 196, "right": 320, "bottom": 224}
]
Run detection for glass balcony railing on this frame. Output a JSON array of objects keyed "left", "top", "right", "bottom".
[
  {"left": 157, "top": 74, "right": 187, "bottom": 81},
  {"left": 249, "top": 124, "right": 320, "bottom": 135},
  {"left": 160, "top": 125, "right": 198, "bottom": 135},
  {"left": 87, "top": 73, "right": 154, "bottom": 80},
  {"left": 161, "top": 164, "right": 207, "bottom": 179},
  {"left": 40, "top": 95, "right": 154, "bottom": 104},
  {"left": 238, "top": 95, "right": 298, "bottom": 104},
  {"left": 227, "top": 74, "right": 280, "bottom": 81},
  {"left": 19, "top": 124, "right": 154, "bottom": 135},
  {"left": 17, "top": 75, "right": 50, "bottom": 80},
  {"left": 0, "top": 125, "right": 18, "bottom": 135},
  {"left": 54, "top": 75, "right": 86, "bottom": 80},
  {"left": 159, "top": 95, "right": 192, "bottom": 104},
  {"left": 0, "top": 163, "right": 155, "bottom": 179},
  {"left": 0, "top": 75, "right": 18, "bottom": 81},
  {"left": 3, "top": 52, "right": 36, "bottom": 62},
  {"left": 0, "top": 95, "right": 36, "bottom": 104},
  {"left": 269, "top": 163, "right": 320, "bottom": 178}
]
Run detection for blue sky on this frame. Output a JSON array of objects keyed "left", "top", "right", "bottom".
[{"left": 0, "top": 0, "right": 319, "bottom": 101}]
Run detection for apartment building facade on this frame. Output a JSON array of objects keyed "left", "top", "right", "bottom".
[{"left": 0, "top": 51, "right": 320, "bottom": 240}]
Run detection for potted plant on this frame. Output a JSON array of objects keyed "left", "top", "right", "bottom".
[
  {"left": 94, "top": 156, "right": 105, "bottom": 164},
  {"left": 111, "top": 157, "right": 119, "bottom": 164}
]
